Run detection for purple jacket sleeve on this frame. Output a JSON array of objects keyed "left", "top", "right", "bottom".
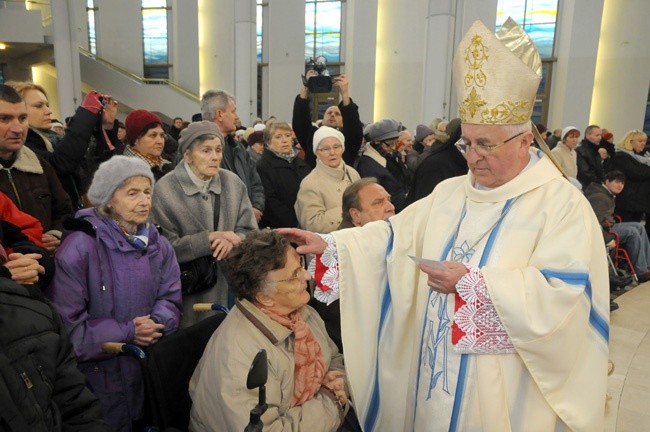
[{"left": 48, "top": 234, "right": 135, "bottom": 362}]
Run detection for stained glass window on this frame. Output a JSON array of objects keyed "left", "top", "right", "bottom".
[
  {"left": 86, "top": 0, "right": 97, "bottom": 55},
  {"left": 305, "top": 0, "right": 341, "bottom": 63},
  {"left": 142, "top": 0, "right": 169, "bottom": 78},
  {"left": 496, "top": 0, "right": 559, "bottom": 59},
  {"left": 257, "top": 0, "right": 263, "bottom": 62}
]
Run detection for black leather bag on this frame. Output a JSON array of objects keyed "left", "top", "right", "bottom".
[{"left": 179, "top": 256, "right": 218, "bottom": 296}]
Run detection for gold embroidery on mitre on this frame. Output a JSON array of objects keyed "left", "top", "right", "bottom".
[
  {"left": 463, "top": 35, "right": 488, "bottom": 89},
  {"left": 460, "top": 87, "right": 487, "bottom": 119},
  {"left": 459, "top": 34, "right": 489, "bottom": 120},
  {"left": 454, "top": 18, "right": 542, "bottom": 125},
  {"left": 481, "top": 100, "right": 531, "bottom": 124}
]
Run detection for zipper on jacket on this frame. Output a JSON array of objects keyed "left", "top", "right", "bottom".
[
  {"left": 19, "top": 371, "right": 33, "bottom": 389},
  {"left": 3, "top": 169, "right": 23, "bottom": 209}
]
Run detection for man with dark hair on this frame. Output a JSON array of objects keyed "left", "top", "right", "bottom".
[
  {"left": 169, "top": 116, "right": 184, "bottom": 140},
  {"left": 584, "top": 169, "right": 650, "bottom": 282},
  {"left": 292, "top": 72, "right": 363, "bottom": 167},
  {"left": 338, "top": 177, "right": 395, "bottom": 230},
  {"left": 0, "top": 84, "right": 73, "bottom": 252},
  {"left": 576, "top": 124, "right": 605, "bottom": 188},
  {"left": 201, "top": 89, "right": 265, "bottom": 223}
]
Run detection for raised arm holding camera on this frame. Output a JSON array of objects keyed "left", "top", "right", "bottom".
[{"left": 292, "top": 61, "right": 363, "bottom": 168}]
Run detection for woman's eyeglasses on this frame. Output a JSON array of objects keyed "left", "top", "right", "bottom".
[{"left": 263, "top": 255, "right": 307, "bottom": 285}]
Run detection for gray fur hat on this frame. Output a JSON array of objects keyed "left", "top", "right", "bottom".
[
  {"left": 178, "top": 120, "right": 223, "bottom": 155},
  {"left": 87, "top": 155, "right": 155, "bottom": 207}
]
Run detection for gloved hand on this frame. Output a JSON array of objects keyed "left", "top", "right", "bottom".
[{"left": 81, "top": 90, "right": 105, "bottom": 115}]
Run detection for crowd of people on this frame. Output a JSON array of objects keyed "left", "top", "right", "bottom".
[{"left": 0, "top": 16, "right": 642, "bottom": 432}]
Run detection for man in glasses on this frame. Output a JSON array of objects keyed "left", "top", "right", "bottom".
[{"left": 279, "top": 18, "right": 608, "bottom": 431}]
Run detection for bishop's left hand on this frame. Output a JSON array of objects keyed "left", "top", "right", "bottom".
[{"left": 420, "top": 261, "right": 468, "bottom": 294}]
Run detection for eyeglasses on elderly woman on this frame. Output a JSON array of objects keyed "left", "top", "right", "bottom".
[{"left": 263, "top": 255, "right": 307, "bottom": 285}]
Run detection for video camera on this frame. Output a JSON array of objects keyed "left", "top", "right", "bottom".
[{"left": 304, "top": 56, "right": 336, "bottom": 93}]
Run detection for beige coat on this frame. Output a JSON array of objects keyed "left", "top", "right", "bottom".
[
  {"left": 294, "top": 160, "right": 360, "bottom": 233},
  {"left": 551, "top": 142, "right": 578, "bottom": 178},
  {"left": 189, "top": 299, "right": 346, "bottom": 431}
]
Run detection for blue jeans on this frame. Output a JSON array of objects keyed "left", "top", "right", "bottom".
[{"left": 612, "top": 222, "right": 650, "bottom": 274}]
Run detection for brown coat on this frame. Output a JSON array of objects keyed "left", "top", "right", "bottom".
[{"left": 0, "top": 146, "right": 73, "bottom": 236}]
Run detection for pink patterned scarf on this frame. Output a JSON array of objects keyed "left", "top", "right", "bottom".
[{"left": 260, "top": 307, "right": 326, "bottom": 406}]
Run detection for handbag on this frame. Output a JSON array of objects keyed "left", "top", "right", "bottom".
[
  {"left": 179, "top": 193, "right": 221, "bottom": 296},
  {"left": 179, "top": 256, "right": 218, "bottom": 296}
]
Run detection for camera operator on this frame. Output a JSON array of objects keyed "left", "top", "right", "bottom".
[{"left": 292, "top": 70, "right": 363, "bottom": 168}]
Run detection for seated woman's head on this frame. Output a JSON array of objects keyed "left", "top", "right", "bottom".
[
  {"left": 178, "top": 120, "right": 224, "bottom": 180},
  {"left": 264, "top": 121, "right": 294, "bottom": 155},
  {"left": 224, "top": 230, "right": 310, "bottom": 315},
  {"left": 617, "top": 130, "right": 648, "bottom": 153},
  {"left": 125, "top": 109, "right": 166, "bottom": 159},
  {"left": 88, "top": 155, "right": 155, "bottom": 231}
]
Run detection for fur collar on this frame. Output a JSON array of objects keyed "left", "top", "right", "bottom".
[{"left": 6, "top": 147, "right": 44, "bottom": 175}]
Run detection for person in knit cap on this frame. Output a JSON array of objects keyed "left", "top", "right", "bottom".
[
  {"left": 255, "top": 121, "right": 312, "bottom": 229},
  {"left": 550, "top": 126, "right": 580, "bottom": 179},
  {"left": 246, "top": 129, "right": 265, "bottom": 163},
  {"left": 47, "top": 155, "right": 182, "bottom": 432},
  {"left": 406, "top": 123, "right": 449, "bottom": 172},
  {"left": 356, "top": 118, "right": 410, "bottom": 212},
  {"left": 294, "top": 126, "right": 359, "bottom": 233},
  {"left": 123, "top": 109, "right": 173, "bottom": 181},
  {"left": 278, "top": 18, "right": 608, "bottom": 431},
  {"left": 151, "top": 121, "right": 257, "bottom": 324}
]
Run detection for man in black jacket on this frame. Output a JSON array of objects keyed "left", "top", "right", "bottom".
[
  {"left": 576, "top": 124, "right": 605, "bottom": 188},
  {"left": 292, "top": 72, "right": 363, "bottom": 167},
  {"left": 0, "top": 244, "right": 110, "bottom": 431},
  {"left": 201, "top": 89, "right": 265, "bottom": 223}
]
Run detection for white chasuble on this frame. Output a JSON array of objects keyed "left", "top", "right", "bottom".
[{"left": 333, "top": 150, "right": 609, "bottom": 432}]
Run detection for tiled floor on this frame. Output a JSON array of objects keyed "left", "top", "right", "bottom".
[{"left": 605, "top": 283, "right": 650, "bottom": 431}]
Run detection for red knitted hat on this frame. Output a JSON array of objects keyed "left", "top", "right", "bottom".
[{"left": 125, "top": 109, "right": 163, "bottom": 145}]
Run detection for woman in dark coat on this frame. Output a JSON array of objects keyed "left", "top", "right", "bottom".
[
  {"left": 609, "top": 130, "right": 650, "bottom": 223},
  {"left": 256, "top": 121, "right": 312, "bottom": 228}
]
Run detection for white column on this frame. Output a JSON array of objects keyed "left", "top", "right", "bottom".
[
  {"left": 198, "top": 0, "right": 235, "bottom": 95},
  {"left": 265, "top": 0, "right": 304, "bottom": 123},
  {"left": 96, "top": 0, "right": 143, "bottom": 76},
  {"left": 589, "top": 0, "right": 650, "bottom": 137},
  {"left": 50, "top": 0, "right": 82, "bottom": 116},
  {"left": 171, "top": 0, "right": 199, "bottom": 95},
  {"left": 421, "top": 0, "right": 455, "bottom": 123},
  {"left": 234, "top": 0, "right": 257, "bottom": 126},
  {"left": 372, "top": 0, "right": 428, "bottom": 129},
  {"left": 548, "top": 0, "right": 604, "bottom": 131},
  {"left": 344, "top": 0, "right": 378, "bottom": 124}
]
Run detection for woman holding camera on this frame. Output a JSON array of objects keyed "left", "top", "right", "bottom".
[{"left": 7, "top": 81, "right": 119, "bottom": 210}]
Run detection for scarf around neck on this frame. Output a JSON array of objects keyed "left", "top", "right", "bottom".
[
  {"left": 270, "top": 146, "right": 300, "bottom": 163},
  {"left": 616, "top": 147, "right": 650, "bottom": 167},
  {"left": 259, "top": 305, "right": 326, "bottom": 407},
  {"left": 108, "top": 219, "right": 150, "bottom": 250}
]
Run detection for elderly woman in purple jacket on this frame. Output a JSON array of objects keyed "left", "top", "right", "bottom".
[{"left": 47, "top": 155, "right": 182, "bottom": 432}]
